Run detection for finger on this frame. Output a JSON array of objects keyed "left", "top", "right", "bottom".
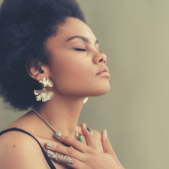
[
  {"left": 54, "top": 132, "right": 91, "bottom": 153},
  {"left": 78, "top": 135, "right": 85, "bottom": 145},
  {"left": 81, "top": 123, "right": 97, "bottom": 149},
  {"left": 47, "top": 150, "right": 86, "bottom": 169},
  {"left": 101, "top": 129, "right": 116, "bottom": 157},
  {"left": 45, "top": 142, "right": 85, "bottom": 162}
]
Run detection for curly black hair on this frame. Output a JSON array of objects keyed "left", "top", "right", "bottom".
[{"left": 0, "top": 0, "right": 85, "bottom": 111}]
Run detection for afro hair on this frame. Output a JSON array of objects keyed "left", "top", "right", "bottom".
[{"left": 0, "top": 0, "right": 85, "bottom": 110}]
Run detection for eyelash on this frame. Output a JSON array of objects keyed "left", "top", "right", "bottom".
[
  {"left": 74, "top": 48, "right": 86, "bottom": 51},
  {"left": 74, "top": 48, "right": 102, "bottom": 53}
]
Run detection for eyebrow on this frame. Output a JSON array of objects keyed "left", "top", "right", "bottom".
[{"left": 66, "top": 35, "right": 99, "bottom": 44}]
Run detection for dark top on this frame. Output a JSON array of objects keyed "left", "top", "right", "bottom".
[{"left": 0, "top": 127, "right": 91, "bottom": 169}]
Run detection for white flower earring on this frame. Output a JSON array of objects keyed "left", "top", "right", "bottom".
[{"left": 34, "top": 77, "right": 55, "bottom": 102}]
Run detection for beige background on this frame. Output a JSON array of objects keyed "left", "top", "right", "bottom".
[{"left": 0, "top": 0, "right": 169, "bottom": 169}]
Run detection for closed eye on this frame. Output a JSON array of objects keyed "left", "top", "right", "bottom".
[{"left": 74, "top": 48, "right": 86, "bottom": 51}]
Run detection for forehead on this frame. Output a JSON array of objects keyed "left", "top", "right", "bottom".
[{"left": 54, "top": 17, "right": 97, "bottom": 42}]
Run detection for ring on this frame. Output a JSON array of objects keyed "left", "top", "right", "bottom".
[{"left": 51, "top": 152, "right": 74, "bottom": 165}]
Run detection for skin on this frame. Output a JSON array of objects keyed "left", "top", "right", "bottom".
[
  {"left": 45, "top": 124, "right": 124, "bottom": 169},
  {"left": 0, "top": 17, "right": 124, "bottom": 169}
]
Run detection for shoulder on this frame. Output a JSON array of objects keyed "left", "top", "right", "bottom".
[{"left": 0, "top": 129, "right": 49, "bottom": 169}]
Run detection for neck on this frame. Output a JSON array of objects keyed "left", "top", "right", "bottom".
[{"left": 33, "top": 95, "right": 85, "bottom": 138}]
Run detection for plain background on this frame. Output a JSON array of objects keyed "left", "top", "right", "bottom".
[{"left": 0, "top": 0, "right": 169, "bottom": 169}]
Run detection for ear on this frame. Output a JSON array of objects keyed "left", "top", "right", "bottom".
[{"left": 26, "top": 61, "right": 49, "bottom": 82}]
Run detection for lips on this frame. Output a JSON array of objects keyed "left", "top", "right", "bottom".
[{"left": 96, "top": 66, "right": 110, "bottom": 77}]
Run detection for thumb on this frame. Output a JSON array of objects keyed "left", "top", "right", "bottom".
[{"left": 101, "top": 129, "right": 116, "bottom": 157}]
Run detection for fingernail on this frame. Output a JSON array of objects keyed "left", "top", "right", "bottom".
[
  {"left": 99, "top": 145, "right": 102, "bottom": 149},
  {"left": 47, "top": 142, "right": 53, "bottom": 148},
  {"left": 78, "top": 135, "right": 84, "bottom": 142},
  {"left": 104, "top": 129, "right": 107, "bottom": 137},
  {"left": 47, "top": 150, "right": 53, "bottom": 156},
  {"left": 90, "top": 131, "right": 94, "bottom": 136},
  {"left": 55, "top": 132, "right": 62, "bottom": 137},
  {"left": 83, "top": 123, "right": 87, "bottom": 128}
]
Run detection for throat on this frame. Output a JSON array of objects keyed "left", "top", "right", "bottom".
[{"left": 31, "top": 109, "right": 83, "bottom": 141}]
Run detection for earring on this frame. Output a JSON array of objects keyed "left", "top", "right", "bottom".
[
  {"left": 83, "top": 97, "right": 88, "bottom": 104},
  {"left": 34, "top": 77, "right": 54, "bottom": 102},
  {"left": 39, "top": 77, "right": 53, "bottom": 87}
]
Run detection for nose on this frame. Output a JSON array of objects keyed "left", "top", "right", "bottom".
[{"left": 93, "top": 52, "right": 107, "bottom": 65}]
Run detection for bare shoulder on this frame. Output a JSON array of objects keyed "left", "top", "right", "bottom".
[{"left": 0, "top": 130, "right": 49, "bottom": 169}]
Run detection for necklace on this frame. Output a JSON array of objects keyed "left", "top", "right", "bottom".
[{"left": 32, "top": 108, "right": 79, "bottom": 140}]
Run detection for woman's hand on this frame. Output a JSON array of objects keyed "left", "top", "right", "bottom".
[{"left": 45, "top": 124, "right": 124, "bottom": 169}]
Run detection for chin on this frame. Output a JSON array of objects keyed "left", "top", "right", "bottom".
[
  {"left": 90, "top": 84, "right": 110, "bottom": 96},
  {"left": 99, "top": 86, "right": 110, "bottom": 96}
]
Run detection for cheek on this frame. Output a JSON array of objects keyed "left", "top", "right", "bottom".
[
  {"left": 49, "top": 54, "right": 92, "bottom": 95},
  {"left": 49, "top": 53, "right": 110, "bottom": 96}
]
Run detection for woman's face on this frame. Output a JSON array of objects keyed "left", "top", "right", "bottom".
[{"left": 45, "top": 17, "right": 110, "bottom": 97}]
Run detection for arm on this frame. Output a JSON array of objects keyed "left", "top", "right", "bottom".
[{"left": 0, "top": 131, "right": 49, "bottom": 169}]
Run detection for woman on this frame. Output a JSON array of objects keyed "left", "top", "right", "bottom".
[{"left": 0, "top": 0, "right": 124, "bottom": 168}]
